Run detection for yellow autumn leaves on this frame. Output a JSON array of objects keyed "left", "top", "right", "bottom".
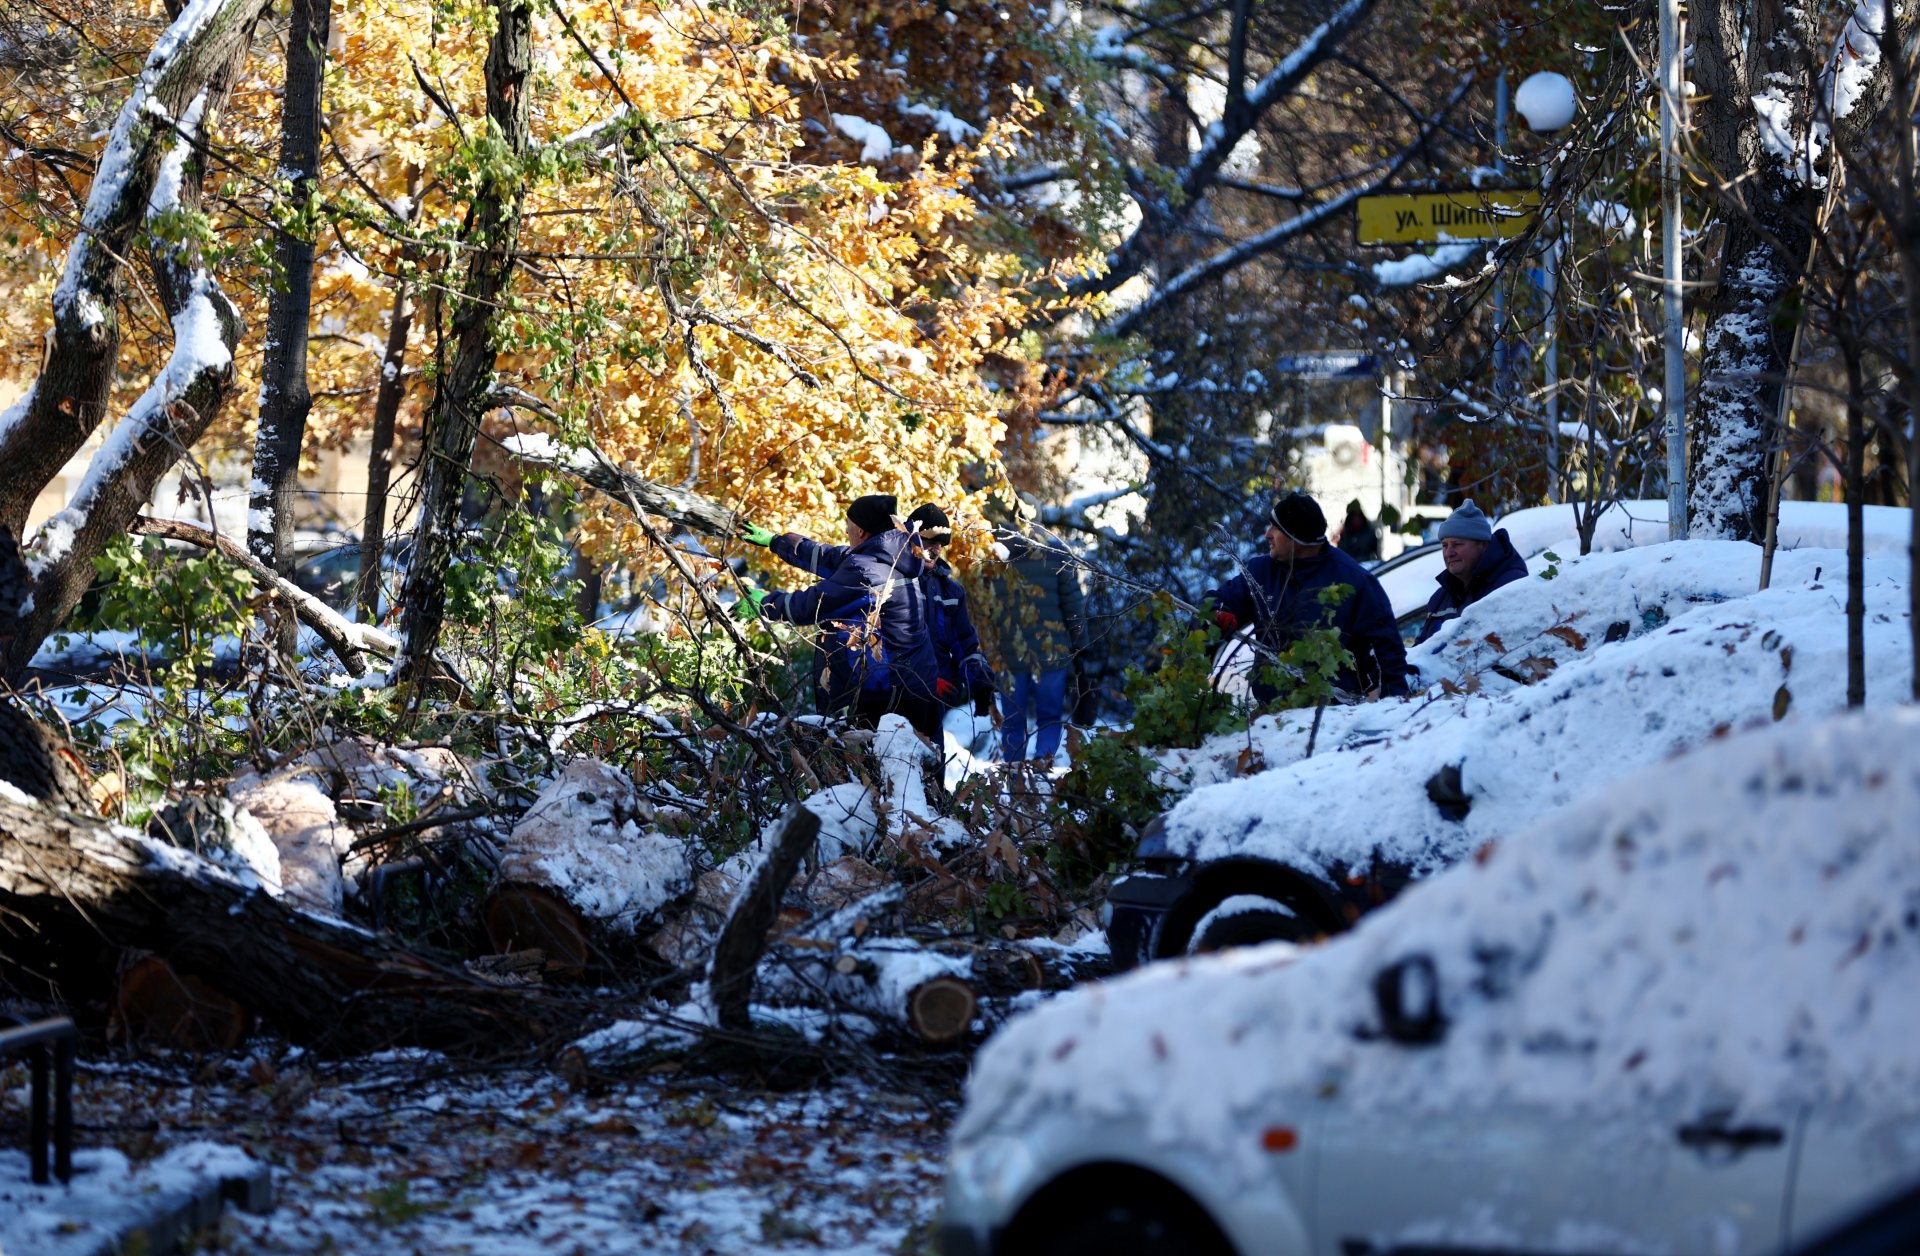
[{"left": 0, "top": 0, "right": 1094, "bottom": 589}]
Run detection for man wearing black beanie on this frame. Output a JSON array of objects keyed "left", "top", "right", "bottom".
[
  {"left": 738, "top": 493, "right": 944, "bottom": 737},
  {"left": 1202, "top": 491, "right": 1409, "bottom": 701}
]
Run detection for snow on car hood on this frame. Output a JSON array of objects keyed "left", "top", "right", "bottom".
[
  {"left": 960, "top": 707, "right": 1920, "bottom": 1177},
  {"left": 1153, "top": 539, "right": 1911, "bottom": 879}
]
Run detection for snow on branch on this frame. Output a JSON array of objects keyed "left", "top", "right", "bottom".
[
  {"left": 1084, "top": 0, "right": 1379, "bottom": 296},
  {"left": 1101, "top": 75, "right": 1471, "bottom": 336}
]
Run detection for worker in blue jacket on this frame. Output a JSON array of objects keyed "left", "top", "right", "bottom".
[
  {"left": 734, "top": 494, "right": 943, "bottom": 738},
  {"left": 1414, "top": 500, "right": 1529, "bottom": 644},
  {"left": 1203, "top": 491, "right": 1410, "bottom": 702},
  {"left": 904, "top": 503, "right": 996, "bottom": 716}
]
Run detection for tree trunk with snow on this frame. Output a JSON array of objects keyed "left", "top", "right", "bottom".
[
  {"left": 482, "top": 758, "right": 693, "bottom": 977},
  {"left": 1686, "top": 0, "right": 1900, "bottom": 539},
  {"left": 249, "top": 0, "right": 333, "bottom": 656},
  {"left": 395, "top": 0, "right": 532, "bottom": 682},
  {"left": 0, "top": 0, "right": 265, "bottom": 681}
]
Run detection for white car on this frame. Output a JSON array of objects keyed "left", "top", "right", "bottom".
[
  {"left": 1140, "top": 516, "right": 1913, "bottom": 972},
  {"left": 944, "top": 707, "right": 1920, "bottom": 1256}
]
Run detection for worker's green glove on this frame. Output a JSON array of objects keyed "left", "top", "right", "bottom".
[
  {"left": 739, "top": 522, "right": 776, "bottom": 547},
  {"left": 730, "top": 587, "right": 769, "bottom": 622}
]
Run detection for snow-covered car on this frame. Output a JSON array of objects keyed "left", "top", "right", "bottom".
[
  {"left": 1120, "top": 511, "right": 1913, "bottom": 971},
  {"left": 944, "top": 707, "right": 1920, "bottom": 1256}
]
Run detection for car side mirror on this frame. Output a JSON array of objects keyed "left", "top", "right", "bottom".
[{"left": 1374, "top": 954, "right": 1446, "bottom": 1046}]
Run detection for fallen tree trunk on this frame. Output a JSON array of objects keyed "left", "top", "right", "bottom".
[
  {"left": 707, "top": 804, "right": 822, "bottom": 1033},
  {"left": 760, "top": 938, "right": 978, "bottom": 1046},
  {"left": 0, "top": 788, "right": 584, "bottom": 1058}
]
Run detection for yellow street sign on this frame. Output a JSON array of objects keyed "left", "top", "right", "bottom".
[{"left": 1356, "top": 190, "right": 1540, "bottom": 245}]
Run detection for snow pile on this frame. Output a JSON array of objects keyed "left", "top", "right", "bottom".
[
  {"left": 1368, "top": 499, "right": 1909, "bottom": 619},
  {"left": 831, "top": 113, "right": 895, "bottom": 163},
  {"left": 1156, "top": 539, "right": 1910, "bottom": 881},
  {"left": 501, "top": 758, "right": 692, "bottom": 930},
  {"left": 962, "top": 706, "right": 1920, "bottom": 1179},
  {"left": 1, "top": 1141, "right": 263, "bottom": 1256},
  {"left": 872, "top": 714, "right": 968, "bottom": 849}
]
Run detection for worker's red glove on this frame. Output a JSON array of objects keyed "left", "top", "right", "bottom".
[
  {"left": 1214, "top": 610, "right": 1239, "bottom": 634},
  {"left": 935, "top": 677, "right": 956, "bottom": 700}
]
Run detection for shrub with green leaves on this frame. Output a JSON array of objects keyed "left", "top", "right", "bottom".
[
  {"left": 1122, "top": 594, "right": 1244, "bottom": 749},
  {"left": 1253, "top": 582, "right": 1357, "bottom": 712},
  {"left": 65, "top": 536, "right": 260, "bottom": 815}
]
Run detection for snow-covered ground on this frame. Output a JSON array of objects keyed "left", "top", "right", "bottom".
[
  {"left": 1, "top": 1054, "right": 952, "bottom": 1254},
  {"left": 1156, "top": 538, "right": 1912, "bottom": 881}
]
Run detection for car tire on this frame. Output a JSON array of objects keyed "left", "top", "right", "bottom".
[
  {"left": 1019, "top": 1197, "right": 1231, "bottom": 1256},
  {"left": 1187, "top": 894, "right": 1305, "bottom": 955}
]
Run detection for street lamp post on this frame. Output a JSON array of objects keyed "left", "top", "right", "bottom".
[{"left": 1514, "top": 71, "right": 1577, "bottom": 505}]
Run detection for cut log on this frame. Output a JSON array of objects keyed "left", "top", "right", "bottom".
[
  {"left": 969, "top": 946, "right": 1047, "bottom": 997},
  {"left": 707, "top": 804, "right": 822, "bottom": 1033},
  {"left": 112, "top": 954, "right": 250, "bottom": 1052},
  {"left": 486, "top": 759, "right": 693, "bottom": 975},
  {"left": 903, "top": 976, "right": 978, "bottom": 1046},
  {"left": 760, "top": 939, "right": 978, "bottom": 1045},
  {"left": 483, "top": 884, "right": 590, "bottom": 975},
  {"left": 0, "top": 786, "right": 584, "bottom": 1057}
]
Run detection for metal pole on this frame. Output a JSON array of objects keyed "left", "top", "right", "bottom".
[
  {"left": 1660, "top": 0, "right": 1689, "bottom": 538},
  {"left": 1543, "top": 229, "right": 1560, "bottom": 503},
  {"left": 1492, "top": 73, "right": 1510, "bottom": 392}
]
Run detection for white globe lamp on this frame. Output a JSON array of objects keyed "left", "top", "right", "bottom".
[{"left": 1514, "top": 71, "right": 1577, "bottom": 133}]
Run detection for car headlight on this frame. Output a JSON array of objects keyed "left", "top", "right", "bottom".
[{"left": 948, "top": 1134, "right": 1036, "bottom": 1210}]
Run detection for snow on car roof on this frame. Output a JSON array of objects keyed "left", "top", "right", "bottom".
[
  {"left": 1155, "top": 538, "right": 1912, "bottom": 880},
  {"left": 1374, "top": 500, "right": 1911, "bottom": 618},
  {"left": 960, "top": 705, "right": 1920, "bottom": 1178}
]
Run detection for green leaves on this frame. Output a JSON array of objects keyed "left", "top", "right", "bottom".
[
  {"left": 1254, "top": 582, "right": 1356, "bottom": 713},
  {"left": 1123, "top": 601, "right": 1243, "bottom": 749}
]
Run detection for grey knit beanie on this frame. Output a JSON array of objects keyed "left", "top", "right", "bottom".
[{"left": 1437, "top": 499, "right": 1494, "bottom": 542}]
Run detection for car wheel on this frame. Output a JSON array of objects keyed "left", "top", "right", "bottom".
[
  {"left": 1187, "top": 894, "right": 1305, "bottom": 955},
  {"left": 1020, "top": 1197, "right": 1231, "bottom": 1256}
]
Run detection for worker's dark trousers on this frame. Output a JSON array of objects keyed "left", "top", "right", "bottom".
[{"left": 847, "top": 688, "right": 943, "bottom": 741}]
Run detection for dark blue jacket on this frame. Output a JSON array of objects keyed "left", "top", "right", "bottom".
[
  {"left": 920, "top": 559, "right": 994, "bottom": 700},
  {"left": 1414, "top": 528, "right": 1529, "bottom": 644},
  {"left": 1205, "top": 545, "right": 1409, "bottom": 699},
  {"left": 764, "top": 530, "right": 939, "bottom": 712}
]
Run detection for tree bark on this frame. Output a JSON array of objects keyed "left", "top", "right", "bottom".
[
  {"left": 0, "top": 0, "right": 267, "bottom": 681},
  {"left": 0, "top": 721, "right": 582, "bottom": 1057},
  {"left": 707, "top": 804, "right": 822, "bottom": 1034},
  {"left": 395, "top": 0, "right": 533, "bottom": 682},
  {"left": 356, "top": 174, "right": 422, "bottom": 625},
  {"left": 249, "top": 0, "right": 333, "bottom": 655},
  {"left": 1686, "top": 0, "right": 1899, "bottom": 539}
]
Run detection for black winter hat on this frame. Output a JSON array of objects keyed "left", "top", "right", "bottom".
[
  {"left": 847, "top": 493, "right": 899, "bottom": 536},
  {"left": 906, "top": 503, "right": 952, "bottom": 540},
  {"left": 1270, "top": 492, "right": 1327, "bottom": 544}
]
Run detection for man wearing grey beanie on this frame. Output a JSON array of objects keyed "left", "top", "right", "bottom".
[{"left": 1414, "top": 499, "right": 1529, "bottom": 643}]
